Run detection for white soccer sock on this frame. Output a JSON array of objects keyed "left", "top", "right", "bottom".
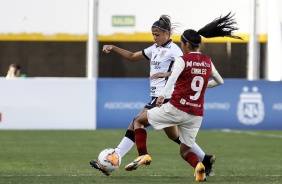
[
  {"left": 191, "top": 142, "right": 205, "bottom": 161},
  {"left": 115, "top": 137, "right": 135, "bottom": 158}
]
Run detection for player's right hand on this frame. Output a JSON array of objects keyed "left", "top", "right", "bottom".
[{"left": 102, "top": 45, "right": 113, "bottom": 53}]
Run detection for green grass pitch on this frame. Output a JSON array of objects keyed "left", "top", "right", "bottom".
[{"left": 0, "top": 130, "right": 281, "bottom": 184}]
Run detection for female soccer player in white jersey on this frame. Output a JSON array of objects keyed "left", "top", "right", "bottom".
[
  {"left": 124, "top": 12, "right": 242, "bottom": 182},
  {"left": 90, "top": 15, "right": 215, "bottom": 176}
]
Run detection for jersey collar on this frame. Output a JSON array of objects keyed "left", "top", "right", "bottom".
[{"left": 155, "top": 39, "right": 172, "bottom": 48}]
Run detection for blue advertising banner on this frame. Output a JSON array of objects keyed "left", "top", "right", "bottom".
[
  {"left": 97, "top": 79, "right": 282, "bottom": 130},
  {"left": 203, "top": 79, "right": 282, "bottom": 130},
  {"left": 97, "top": 78, "right": 150, "bottom": 129}
]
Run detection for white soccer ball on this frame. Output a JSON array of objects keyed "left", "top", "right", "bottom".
[{"left": 98, "top": 148, "right": 121, "bottom": 172}]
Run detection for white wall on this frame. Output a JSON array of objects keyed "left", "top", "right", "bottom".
[
  {"left": 0, "top": 78, "right": 96, "bottom": 129},
  {"left": 0, "top": 0, "right": 88, "bottom": 34},
  {"left": 266, "top": 0, "right": 282, "bottom": 81},
  {"left": 0, "top": 0, "right": 277, "bottom": 35},
  {"left": 98, "top": 0, "right": 252, "bottom": 35}
]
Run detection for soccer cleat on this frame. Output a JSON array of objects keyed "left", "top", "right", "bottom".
[
  {"left": 194, "top": 162, "right": 206, "bottom": 182},
  {"left": 124, "top": 154, "right": 152, "bottom": 171},
  {"left": 202, "top": 155, "right": 216, "bottom": 176},
  {"left": 89, "top": 160, "right": 111, "bottom": 176}
]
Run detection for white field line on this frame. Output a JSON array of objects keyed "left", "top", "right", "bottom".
[{"left": 220, "top": 129, "right": 282, "bottom": 139}]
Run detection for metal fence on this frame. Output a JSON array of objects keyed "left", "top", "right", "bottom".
[{"left": 0, "top": 41, "right": 266, "bottom": 78}]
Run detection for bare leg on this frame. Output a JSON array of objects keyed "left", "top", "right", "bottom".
[
  {"left": 164, "top": 126, "right": 205, "bottom": 161},
  {"left": 163, "top": 126, "right": 179, "bottom": 140}
]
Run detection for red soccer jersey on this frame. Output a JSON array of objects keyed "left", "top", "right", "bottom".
[{"left": 169, "top": 52, "right": 212, "bottom": 116}]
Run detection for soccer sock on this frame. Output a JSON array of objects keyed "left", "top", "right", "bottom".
[
  {"left": 202, "top": 155, "right": 211, "bottom": 164},
  {"left": 125, "top": 129, "right": 135, "bottom": 142},
  {"left": 134, "top": 128, "right": 148, "bottom": 156},
  {"left": 174, "top": 138, "right": 205, "bottom": 161},
  {"left": 191, "top": 142, "right": 205, "bottom": 161},
  {"left": 173, "top": 137, "right": 181, "bottom": 144},
  {"left": 185, "top": 151, "right": 200, "bottom": 168},
  {"left": 115, "top": 130, "right": 135, "bottom": 158}
]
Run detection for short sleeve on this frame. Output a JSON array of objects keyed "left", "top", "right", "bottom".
[{"left": 143, "top": 44, "right": 155, "bottom": 60}]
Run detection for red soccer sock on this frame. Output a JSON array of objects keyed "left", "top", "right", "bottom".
[
  {"left": 134, "top": 128, "right": 148, "bottom": 156},
  {"left": 185, "top": 151, "right": 200, "bottom": 168}
]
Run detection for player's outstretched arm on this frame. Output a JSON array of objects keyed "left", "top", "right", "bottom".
[{"left": 102, "top": 45, "right": 144, "bottom": 61}]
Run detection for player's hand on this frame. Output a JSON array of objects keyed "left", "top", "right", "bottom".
[
  {"left": 156, "top": 96, "right": 165, "bottom": 107},
  {"left": 102, "top": 45, "right": 114, "bottom": 53}
]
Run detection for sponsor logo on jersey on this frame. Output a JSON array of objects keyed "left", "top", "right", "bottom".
[
  {"left": 150, "top": 61, "right": 161, "bottom": 69},
  {"left": 179, "top": 98, "right": 201, "bottom": 107},
  {"left": 237, "top": 86, "right": 265, "bottom": 125},
  {"left": 193, "top": 61, "right": 210, "bottom": 67},
  {"left": 186, "top": 61, "right": 192, "bottom": 67},
  {"left": 150, "top": 86, "right": 156, "bottom": 94},
  {"left": 186, "top": 61, "right": 210, "bottom": 68}
]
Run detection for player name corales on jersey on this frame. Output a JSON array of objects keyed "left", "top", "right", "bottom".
[{"left": 191, "top": 68, "right": 207, "bottom": 75}]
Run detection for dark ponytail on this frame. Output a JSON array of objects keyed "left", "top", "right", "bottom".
[
  {"left": 181, "top": 12, "right": 243, "bottom": 48},
  {"left": 197, "top": 12, "right": 242, "bottom": 39}
]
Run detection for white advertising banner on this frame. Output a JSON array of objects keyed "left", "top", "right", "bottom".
[
  {"left": 0, "top": 0, "right": 273, "bottom": 35},
  {"left": 0, "top": 78, "right": 96, "bottom": 130}
]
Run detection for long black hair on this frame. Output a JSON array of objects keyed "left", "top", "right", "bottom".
[{"left": 181, "top": 12, "right": 243, "bottom": 49}]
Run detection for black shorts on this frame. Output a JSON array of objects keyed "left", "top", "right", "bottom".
[{"left": 144, "top": 97, "right": 170, "bottom": 109}]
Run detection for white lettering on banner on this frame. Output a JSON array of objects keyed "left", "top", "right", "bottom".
[
  {"left": 237, "top": 86, "right": 265, "bottom": 125},
  {"left": 273, "top": 103, "right": 282, "bottom": 110},
  {"left": 104, "top": 102, "right": 146, "bottom": 110},
  {"left": 204, "top": 103, "right": 230, "bottom": 110}
]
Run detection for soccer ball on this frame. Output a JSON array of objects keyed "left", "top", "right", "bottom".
[{"left": 98, "top": 148, "right": 121, "bottom": 172}]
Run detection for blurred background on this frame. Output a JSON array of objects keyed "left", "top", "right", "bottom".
[{"left": 0, "top": 0, "right": 281, "bottom": 80}]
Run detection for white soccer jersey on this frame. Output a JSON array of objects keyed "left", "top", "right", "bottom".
[{"left": 142, "top": 39, "right": 183, "bottom": 98}]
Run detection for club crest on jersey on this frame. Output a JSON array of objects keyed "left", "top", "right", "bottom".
[
  {"left": 159, "top": 50, "right": 167, "bottom": 57},
  {"left": 237, "top": 86, "right": 264, "bottom": 125}
]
